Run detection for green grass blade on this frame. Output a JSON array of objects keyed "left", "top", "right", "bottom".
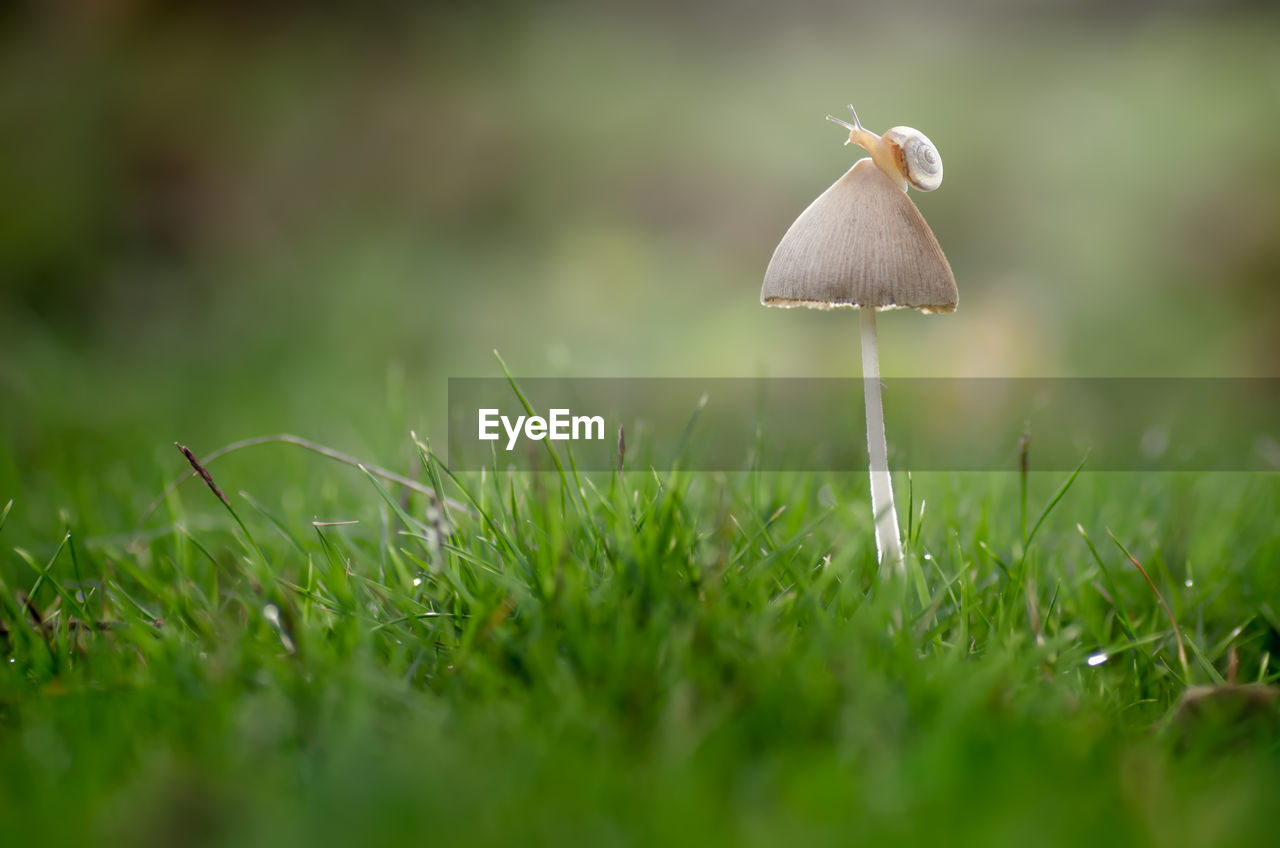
[
  {"left": 1025, "top": 450, "right": 1089, "bottom": 551},
  {"left": 493, "top": 350, "right": 600, "bottom": 552}
]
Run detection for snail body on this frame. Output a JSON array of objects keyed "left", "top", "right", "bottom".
[{"left": 828, "top": 106, "right": 943, "bottom": 192}]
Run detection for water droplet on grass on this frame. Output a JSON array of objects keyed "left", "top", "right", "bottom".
[{"left": 1087, "top": 653, "right": 1108, "bottom": 667}]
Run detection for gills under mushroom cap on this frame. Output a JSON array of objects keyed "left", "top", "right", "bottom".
[{"left": 761, "top": 158, "right": 958, "bottom": 313}]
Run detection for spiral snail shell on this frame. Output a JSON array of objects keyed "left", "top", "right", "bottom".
[
  {"left": 828, "top": 106, "right": 943, "bottom": 192},
  {"left": 882, "top": 126, "right": 943, "bottom": 191}
]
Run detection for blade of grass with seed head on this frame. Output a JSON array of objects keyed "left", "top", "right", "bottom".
[
  {"left": 175, "top": 443, "right": 274, "bottom": 592},
  {"left": 137, "top": 434, "right": 466, "bottom": 533},
  {"left": 1018, "top": 423, "right": 1031, "bottom": 544}
]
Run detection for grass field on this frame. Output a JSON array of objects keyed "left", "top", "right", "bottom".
[
  {"left": 3, "top": 4, "right": 1280, "bottom": 845},
  {"left": 2, "top": 417, "right": 1279, "bottom": 845}
]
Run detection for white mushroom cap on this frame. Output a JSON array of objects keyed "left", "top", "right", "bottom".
[{"left": 761, "top": 158, "right": 958, "bottom": 313}]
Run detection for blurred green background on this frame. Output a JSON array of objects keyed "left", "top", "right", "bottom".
[{"left": 3, "top": 0, "right": 1279, "bottom": 530}]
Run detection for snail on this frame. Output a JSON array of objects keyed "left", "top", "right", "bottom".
[
  {"left": 759, "top": 105, "right": 957, "bottom": 574},
  {"left": 760, "top": 105, "right": 955, "bottom": 312},
  {"left": 827, "top": 105, "right": 943, "bottom": 193}
]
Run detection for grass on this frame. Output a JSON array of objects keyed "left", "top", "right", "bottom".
[
  {"left": 2, "top": 410, "right": 1279, "bottom": 846},
  {"left": 3, "top": 8, "right": 1279, "bottom": 844}
]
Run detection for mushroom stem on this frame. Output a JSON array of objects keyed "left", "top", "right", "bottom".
[{"left": 860, "top": 307, "right": 905, "bottom": 574}]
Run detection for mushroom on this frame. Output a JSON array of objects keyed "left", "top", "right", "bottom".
[{"left": 761, "top": 106, "right": 957, "bottom": 574}]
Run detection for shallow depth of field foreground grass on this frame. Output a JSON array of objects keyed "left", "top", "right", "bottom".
[{"left": 1, "top": 433, "right": 1278, "bottom": 846}]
